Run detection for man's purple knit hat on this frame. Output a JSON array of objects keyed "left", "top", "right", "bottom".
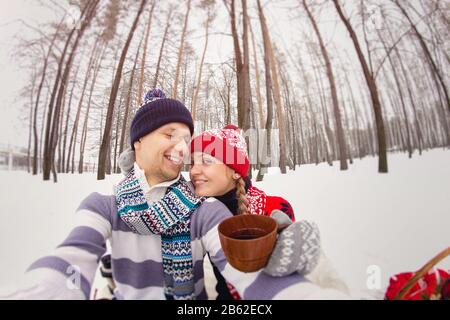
[{"left": 130, "top": 88, "right": 194, "bottom": 149}]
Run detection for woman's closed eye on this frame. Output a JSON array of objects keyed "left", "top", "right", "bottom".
[{"left": 203, "top": 158, "right": 214, "bottom": 165}]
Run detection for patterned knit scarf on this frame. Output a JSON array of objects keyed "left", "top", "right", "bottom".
[{"left": 115, "top": 168, "right": 205, "bottom": 300}]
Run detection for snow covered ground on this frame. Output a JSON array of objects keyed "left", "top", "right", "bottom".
[{"left": 0, "top": 149, "right": 449, "bottom": 299}]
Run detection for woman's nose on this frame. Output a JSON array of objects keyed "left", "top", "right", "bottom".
[{"left": 190, "top": 163, "right": 201, "bottom": 175}]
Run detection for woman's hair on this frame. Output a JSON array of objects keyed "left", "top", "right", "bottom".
[{"left": 236, "top": 177, "right": 249, "bottom": 214}]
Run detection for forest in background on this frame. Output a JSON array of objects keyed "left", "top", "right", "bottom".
[{"left": 11, "top": 0, "right": 450, "bottom": 182}]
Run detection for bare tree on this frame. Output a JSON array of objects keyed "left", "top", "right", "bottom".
[
  {"left": 80, "top": 44, "right": 107, "bottom": 174},
  {"left": 137, "top": 0, "right": 157, "bottom": 102},
  {"left": 192, "top": 0, "right": 216, "bottom": 121},
  {"left": 153, "top": 6, "right": 174, "bottom": 88},
  {"left": 258, "top": 0, "right": 286, "bottom": 173},
  {"left": 249, "top": 19, "right": 264, "bottom": 129},
  {"left": 333, "top": 0, "right": 388, "bottom": 172},
  {"left": 302, "top": 0, "right": 348, "bottom": 170},
  {"left": 32, "top": 17, "right": 65, "bottom": 175},
  {"left": 60, "top": 61, "right": 81, "bottom": 172},
  {"left": 42, "top": 4, "right": 90, "bottom": 180},
  {"left": 43, "top": 0, "right": 100, "bottom": 181},
  {"left": 257, "top": 0, "right": 287, "bottom": 173},
  {"left": 66, "top": 37, "right": 100, "bottom": 174},
  {"left": 119, "top": 34, "right": 144, "bottom": 158},
  {"left": 224, "top": 0, "right": 252, "bottom": 131},
  {"left": 393, "top": 0, "right": 450, "bottom": 140},
  {"left": 98, "top": 0, "right": 148, "bottom": 180},
  {"left": 172, "top": 0, "right": 192, "bottom": 99},
  {"left": 376, "top": 28, "right": 413, "bottom": 157}
]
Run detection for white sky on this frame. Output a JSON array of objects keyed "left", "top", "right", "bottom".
[{"left": 0, "top": 0, "right": 57, "bottom": 148}]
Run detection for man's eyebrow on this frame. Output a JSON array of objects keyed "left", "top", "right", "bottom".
[
  {"left": 164, "top": 126, "right": 189, "bottom": 133},
  {"left": 163, "top": 128, "right": 191, "bottom": 139}
]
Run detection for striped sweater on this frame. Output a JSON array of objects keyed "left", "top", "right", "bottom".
[{"left": 2, "top": 173, "right": 349, "bottom": 300}]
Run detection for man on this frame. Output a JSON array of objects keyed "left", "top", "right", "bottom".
[{"left": 2, "top": 89, "right": 348, "bottom": 300}]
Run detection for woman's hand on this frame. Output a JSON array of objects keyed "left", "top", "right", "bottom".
[{"left": 264, "top": 210, "right": 321, "bottom": 277}]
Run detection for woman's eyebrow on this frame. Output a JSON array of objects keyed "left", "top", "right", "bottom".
[{"left": 203, "top": 155, "right": 215, "bottom": 161}]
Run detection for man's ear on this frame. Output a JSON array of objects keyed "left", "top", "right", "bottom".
[
  {"left": 133, "top": 140, "right": 141, "bottom": 151},
  {"left": 233, "top": 172, "right": 241, "bottom": 180}
]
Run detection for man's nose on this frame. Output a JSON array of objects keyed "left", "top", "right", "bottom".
[{"left": 173, "top": 139, "right": 189, "bottom": 158}]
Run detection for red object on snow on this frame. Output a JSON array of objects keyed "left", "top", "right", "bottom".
[{"left": 385, "top": 269, "right": 450, "bottom": 300}]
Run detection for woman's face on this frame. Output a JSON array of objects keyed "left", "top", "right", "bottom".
[{"left": 189, "top": 152, "right": 237, "bottom": 197}]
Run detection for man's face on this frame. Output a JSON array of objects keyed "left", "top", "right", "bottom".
[{"left": 134, "top": 123, "right": 191, "bottom": 186}]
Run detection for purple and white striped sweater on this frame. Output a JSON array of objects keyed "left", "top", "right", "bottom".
[{"left": 6, "top": 179, "right": 349, "bottom": 300}]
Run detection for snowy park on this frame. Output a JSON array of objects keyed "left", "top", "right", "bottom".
[
  {"left": 0, "top": 149, "right": 449, "bottom": 299},
  {"left": 1, "top": 0, "right": 450, "bottom": 300}
]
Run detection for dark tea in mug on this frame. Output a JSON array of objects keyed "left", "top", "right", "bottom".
[{"left": 230, "top": 228, "right": 266, "bottom": 240}]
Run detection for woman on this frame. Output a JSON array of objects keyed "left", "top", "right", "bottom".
[{"left": 189, "top": 125, "right": 332, "bottom": 299}]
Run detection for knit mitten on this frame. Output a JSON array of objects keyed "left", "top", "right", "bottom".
[
  {"left": 264, "top": 210, "right": 321, "bottom": 277},
  {"left": 118, "top": 147, "right": 135, "bottom": 175}
]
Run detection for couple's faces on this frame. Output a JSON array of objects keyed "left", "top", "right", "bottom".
[
  {"left": 134, "top": 123, "right": 238, "bottom": 195},
  {"left": 189, "top": 152, "right": 237, "bottom": 197},
  {"left": 134, "top": 123, "right": 191, "bottom": 185}
]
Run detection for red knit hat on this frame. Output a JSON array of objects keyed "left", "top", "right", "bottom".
[{"left": 190, "top": 125, "right": 250, "bottom": 178}]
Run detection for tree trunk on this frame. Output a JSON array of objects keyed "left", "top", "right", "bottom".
[
  {"left": 27, "top": 74, "right": 36, "bottom": 173},
  {"left": 241, "top": 0, "right": 252, "bottom": 132},
  {"left": 308, "top": 44, "right": 334, "bottom": 165},
  {"left": 172, "top": 0, "right": 192, "bottom": 99},
  {"left": 256, "top": 0, "right": 274, "bottom": 181},
  {"left": 385, "top": 25, "right": 425, "bottom": 155},
  {"left": 61, "top": 68, "right": 78, "bottom": 173},
  {"left": 249, "top": 18, "right": 264, "bottom": 129},
  {"left": 377, "top": 28, "right": 413, "bottom": 158},
  {"left": 42, "top": 8, "right": 85, "bottom": 180},
  {"left": 98, "top": 0, "right": 148, "bottom": 180},
  {"left": 257, "top": 0, "right": 286, "bottom": 173},
  {"left": 79, "top": 47, "right": 105, "bottom": 174},
  {"left": 137, "top": 0, "right": 156, "bottom": 103},
  {"left": 113, "top": 86, "right": 126, "bottom": 173},
  {"left": 226, "top": 0, "right": 250, "bottom": 131},
  {"left": 333, "top": 0, "right": 388, "bottom": 173},
  {"left": 119, "top": 36, "right": 143, "bottom": 156},
  {"left": 153, "top": 6, "right": 173, "bottom": 88},
  {"left": 32, "top": 18, "right": 64, "bottom": 175},
  {"left": 44, "top": 0, "right": 99, "bottom": 181},
  {"left": 59, "top": 69, "right": 78, "bottom": 173},
  {"left": 39, "top": 91, "right": 50, "bottom": 173},
  {"left": 394, "top": 0, "right": 450, "bottom": 116},
  {"left": 303, "top": 0, "right": 348, "bottom": 169},
  {"left": 192, "top": 8, "right": 211, "bottom": 121},
  {"left": 66, "top": 39, "right": 101, "bottom": 173}
]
